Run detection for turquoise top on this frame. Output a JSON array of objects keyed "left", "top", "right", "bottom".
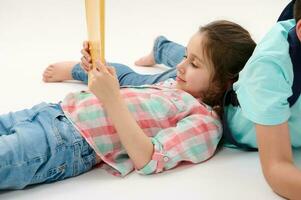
[{"left": 226, "top": 19, "right": 301, "bottom": 148}]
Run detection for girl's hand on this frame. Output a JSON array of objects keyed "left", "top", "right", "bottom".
[
  {"left": 89, "top": 60, "right": 121, "bottom": 105},
  {"left": 80, "top": 41, "right": 93, "bottom": 72}
]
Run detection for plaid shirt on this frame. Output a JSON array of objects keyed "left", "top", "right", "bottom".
[{"left": 61, "top": 79, "right": 222, "bottom": 176}]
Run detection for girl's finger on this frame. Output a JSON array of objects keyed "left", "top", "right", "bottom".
[
  {"left": 83, "top": 64, "right": 91, "bottom": 72},
  {"left": 91, "top": 67, "right": 100, "bottom": 76},
  {"left": 80, "top": 62, "right": 88, "bottom": 71},
  {"left": 96, "top": 60, "right": 109, "bottom": 73},
  {"left": 81, "top": 56, "right": 88, "bottom": 66},
  {"left": 81, "top": 57, "right": 92, "bottom": 69},
  {"left": 83, "top": 41, "right": 89, "bottom": 50},
  {"left": 81, "top": 50, "right": 92, "bottom": 62},
  {"left": 107, "top": 66, "right": 116, "bottom": 76}
]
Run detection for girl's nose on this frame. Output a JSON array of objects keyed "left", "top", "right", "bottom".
[{"left": 176, "top": 60, "right": 186, "bottom": 73}]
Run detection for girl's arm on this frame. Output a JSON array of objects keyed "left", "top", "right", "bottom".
[
  {"left": 88, "top": 61, "right": 221, "bottom": 172},
  {"left": 89, "top": 61, "right": 153, "bottom": 169},
  {"left": 256, "top": 122, "right": 301, "bottom": 199},
  {"left": 103, "top": 94, "right": 154, "bottom": 169}
]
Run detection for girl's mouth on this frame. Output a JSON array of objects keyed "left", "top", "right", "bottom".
[{"left": 176, "top": 76, "right": 186, "bottom": 82}]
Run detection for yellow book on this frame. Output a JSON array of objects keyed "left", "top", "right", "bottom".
[{"left": 85, "top": 0, "right": 105, "bottom": 83}]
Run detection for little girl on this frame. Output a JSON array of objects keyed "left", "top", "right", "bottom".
[{"left": 1, "top": 20, "right": 255, "bottom": 190}]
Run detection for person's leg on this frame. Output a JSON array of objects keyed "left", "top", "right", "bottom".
[
  {"left": 153, "top": 36, "right": 186, "bottom": 68},
  {"left": 0, "top": 103, "right": 96, "bottom": 189},
  {"left": 71, "top": 63, "right": 89, "bottom": 84},
  {"left": 107, "top": 62, "right": 177, "bottom": 85},
  {"left": 43, "top": 61, "right": 177, "bottom": 86},
  {"left": 43, "top": 36, "right": 184, "bottom": 84},
  {"left": 71, "top": 62, "right": 177, "bottom": 85},
  {"left": 135, "top": 36, "right": 186, "bottom": 68},
  {"left": 71, "top": 36, "right": 186, "bottom": 85}
]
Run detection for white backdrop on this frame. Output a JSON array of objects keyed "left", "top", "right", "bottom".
[{"left": 0, "top": 0, "right": 297, "bottom": 200}]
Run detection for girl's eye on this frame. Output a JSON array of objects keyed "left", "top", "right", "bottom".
[
  {"left": 183, "top": 55, "right": 187, "bottom": 59},
  {"left": 191, "top": 63, "right": 198, "bottom": 68}
]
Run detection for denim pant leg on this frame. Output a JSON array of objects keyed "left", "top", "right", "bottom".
[
  {"left": 0, "top": 103, "right": 96, "bottom": 189},
  {"left": 110, "top": 62, "right": 177, "bottom": 85},
  {"left": 71, "top": 35, "right": 184, "bottom": 85},
  {"left": 153, "top": 36, "right": 186, "bottom": 68},
  {"left": 71, "top": 63, "right": 89, "bottom": 84},
  {"left": 71, "top": 62, "right": 177, "bottom": 86}
]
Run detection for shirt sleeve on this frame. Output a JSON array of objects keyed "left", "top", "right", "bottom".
[
  {"left": 234, "top": 55, "right": 292, "bottom": 125},
  {"left": 136, "top": 113, "right": 222, "bottom": 175}
]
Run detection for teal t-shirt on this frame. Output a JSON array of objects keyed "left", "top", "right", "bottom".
[{"left": 226, "top": 19, "right": 301, "bottom": 148}]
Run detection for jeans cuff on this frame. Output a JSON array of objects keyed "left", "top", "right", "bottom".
[
  {"left": 71, "top": 63, "right": 82, "bottom": 80},
  {"left": 153, "top": 35, "right": 168, "bottom": 64}
]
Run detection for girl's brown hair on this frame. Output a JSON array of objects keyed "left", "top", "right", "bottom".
[{"left": 198, "top": 20, "right": 256, "bottom": 116}]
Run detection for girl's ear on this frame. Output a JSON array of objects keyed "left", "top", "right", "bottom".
[{"left": 296, "top": 20, "right": 301, "bottom": 42}]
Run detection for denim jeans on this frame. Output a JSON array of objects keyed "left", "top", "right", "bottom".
[
  {"left": 0, "top": 103, "right": 97, "bottom": 189},
  {"left": 72, "top": 36, "right": 186, "bottom": 86}
]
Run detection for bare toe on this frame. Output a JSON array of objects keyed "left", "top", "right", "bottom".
[{"left": 42, "top": 66, "right": 53, "bottom": 82}]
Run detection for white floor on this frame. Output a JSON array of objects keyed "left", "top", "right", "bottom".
[{"left": 0, "top": 0, "right": 299, "bottom": 199}]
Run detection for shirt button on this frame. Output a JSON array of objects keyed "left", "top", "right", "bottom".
[{"left": 163, "top": 156, "right": 169, "bottom": 162}]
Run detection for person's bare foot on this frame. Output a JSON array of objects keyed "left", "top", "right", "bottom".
[
  {"left": 134, "top": 51, "right": 156, "bottom": 67},
  {"left": 43, "top": 61, "right": 77, "bottom": 82}
]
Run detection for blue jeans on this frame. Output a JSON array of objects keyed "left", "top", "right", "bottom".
[
  {"left": 72, "top": 36, "right": 186, "bottom": 86},
  {"left": 0, "top": 103, "right": 97, "bottom": 189}
]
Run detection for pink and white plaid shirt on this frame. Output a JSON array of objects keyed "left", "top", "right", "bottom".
[{"left": 61, "top": 79, "right": 222, "bottom": 176}]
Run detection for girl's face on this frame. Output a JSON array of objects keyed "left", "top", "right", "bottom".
[{"left": 176, "top": 32, "right": 212, "bottom": 99}]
